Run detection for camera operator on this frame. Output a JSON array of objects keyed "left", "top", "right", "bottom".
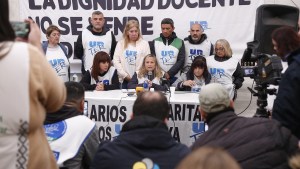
[{"left": 271, "top": 26, "right": 300, "bottom": 139}]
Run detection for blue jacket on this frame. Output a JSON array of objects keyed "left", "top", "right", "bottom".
[
  {"left": 42, "top": 41, "right": 70, "bottom": 81},
  {"left": 91, "top": 116, "right": 190, "bottom": 169},
  {"left": 273, "top": 48, "right": 300, "bottom": 139},
  {"left": 42, "top": 41, "right": 68, "bottom": 57}
]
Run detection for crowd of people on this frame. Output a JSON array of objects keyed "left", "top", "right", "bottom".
[{"left": 1, "top": 1, "right": 300, "bottom": 168}]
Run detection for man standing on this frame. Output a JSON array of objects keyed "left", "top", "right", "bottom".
[
  {"left": 74, "top": 11, "right": 116, "bottom": 74},
  {"left": 192, "top": 83, "right": 299, "bottom": 169},
  {"left": 91, "top": 91, "right": 189, "bottom": 169},
  {"left": 44, "top": 82, "right": 99, "bottom": 169},
  {"left": 150, "top": 18, "right": 185, "bottom": 84},
  {"left": 182, "top": 23, "right": 213, "bottom": 73}
]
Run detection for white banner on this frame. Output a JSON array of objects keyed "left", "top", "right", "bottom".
[
  {"left": 19, "top": 0, "right": 263, "bottom": 59},
  {"left": 86, "top": 96, "right": 204, "bottom": 146}
]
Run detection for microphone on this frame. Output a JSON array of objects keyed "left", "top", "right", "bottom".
[{"left": 148, "top": 71, "right": 153, "bottom": 81}]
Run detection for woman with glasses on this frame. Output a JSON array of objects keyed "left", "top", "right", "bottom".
[
  {"left": 206, "top": 39, "right": 244, "bottom": 100},
  {"left": 173, "top": 56, "right": 211, "bottom": 91},
  {"left": 42, "top": 25, "right": 70, "bottom": 82}
]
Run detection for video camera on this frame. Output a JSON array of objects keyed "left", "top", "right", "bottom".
[
  {"left": 242, "top": 41, "right": 283, "bottom": 85},
  {"left": 241, "top": 41, "right": 283, "bottom": 118}
]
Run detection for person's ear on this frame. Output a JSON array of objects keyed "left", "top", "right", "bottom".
[
  {"left": 79, "top": 99, "right": 84, "bottom": 112},
  {"left": 229, "top": 100, "right": 234, "bottom": 109},
  {"left": 199, "top": 106, "right": 207, "bottom": 121}
]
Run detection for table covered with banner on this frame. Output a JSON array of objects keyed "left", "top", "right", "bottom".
[{"left": 84, "top": 90, "right": 206, "bottom": 147}]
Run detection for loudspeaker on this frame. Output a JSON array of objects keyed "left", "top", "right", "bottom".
[{"left": 254, "top": 4, "right": 299, "bottom": 55}]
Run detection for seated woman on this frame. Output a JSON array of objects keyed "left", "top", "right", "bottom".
[
  {"left": 128, "top": 54, "right": 167, "bottom": 91},
  {"left": 206, "top": 39, "right": 244, "bottom": 100},
  {"left": 80, "top": 51, "right": 119, "bottom": 91},
  {"left": 173, "top": 56, "right": 211, "bottom": 91}
]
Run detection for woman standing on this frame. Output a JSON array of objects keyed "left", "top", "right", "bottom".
[
  {"left": 206, "top": 39, "right": 244, "bottom": 100},
  {"left": 128, "top": 54, "right": 167, "bottom": 91},
  {"left": 80, "top": 51, "right": 119, "bottom": 91},
  {"left": 113, "top": 20, "right": 150, "bottom": 88},
  {"left": 42, "top": 25, "right": 70, "bottom": 82}
]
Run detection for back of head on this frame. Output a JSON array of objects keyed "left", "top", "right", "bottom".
[
  {"left": 176, "top": 146, "right": 241, "bottom": 169},
  {"left": 0, "top": 0, "right": 15, "bottom": 42},
  {"left": 199, "top": 83, "right": 230, "bottom": 113},
  {"left": 65, "top": 81, "right": 85, "bottom": 106},
  {"left": 161, "top": 18, "right": 174, "bottom": 28},
  {"left": 132, "top": 91, "right": 169, "bottom": 121}
]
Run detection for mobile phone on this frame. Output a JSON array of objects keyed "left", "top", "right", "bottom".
[{"left": 10, "top": 21, "right": 30, "bottom": 39}]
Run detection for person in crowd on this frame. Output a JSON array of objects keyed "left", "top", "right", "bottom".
[
  {"left": 113, "top": 19, "right": 150, "bottom": 89},
  {"left": 44, "top": 82, "right": 99, "bottom": 169},
  {"left": 176, "top": 146, "right": 241, "bottom": 169},
  {"left": 80, "top": 51, "right": 119, "bottom": 91},
  {"left": 42, "top": 25, "right": 70, "bottom": 82},
  {"left": 192, "top": 83, "right": 299, "bottom": 169},
  {"left": 128, "top": 54, "right": 166, "bottom": 91},
  {"left": 74, "top": 11, "right": 116, "bottom": 75},
  {"left": 173, "top": 56, "right": 211, "bottom": 91},
  {"left": 206, "top": 39, "right": 244, "bottom": 100},
  {"left": 289, "top": 153, "right": 300, "bottom": 169},
  {"left": 182, "top": 23, "right": 213, "bottom": 74},
  {"left": 90, "top": 91, "right": 190, "bottom": 169},
  {"left": 271, "top": 26, "right": 300, "bottom": 139},
  {"left": 149, "top": 18, "right": 185, "bottom": 85},
  {"left": 0, "top": 1, "right": 66, "bottom": 168}
]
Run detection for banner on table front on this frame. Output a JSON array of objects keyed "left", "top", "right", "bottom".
[{"left": 86, "top": 97, "right": 205, "bottom": 146}]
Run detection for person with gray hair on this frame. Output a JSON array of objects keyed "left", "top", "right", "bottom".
[
  {"left": 91, "top": 91, "right": 189, "bottom": 169},
  {"left": 192, "top": 83, "right": 299, "bottom": 169},
  {"left": 74, "top": 11, "right": 117, "bottom": 75},
  {"left": 182, "top": 23, "right": 213, "bottom": 74},
  {"left": 149, "top": 18, "right": 185, "bottom": 85}
]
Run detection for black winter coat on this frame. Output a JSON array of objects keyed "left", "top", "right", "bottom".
[
  {"left": 91, "top": 116, "right": 190, "bottom": 169},
  {"left": 273, "top": 48, "right": 300, "bottom": 139},
  {"left": 192, "top": 110, "right": 299, "bottom": 169}
]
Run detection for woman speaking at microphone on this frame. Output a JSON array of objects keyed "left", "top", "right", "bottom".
[
  {"left": 80, "top": 51, "right": 119, "bottom": 91},
  {"left": 128, "top": 54, "right": 167, "bottom": 91}
]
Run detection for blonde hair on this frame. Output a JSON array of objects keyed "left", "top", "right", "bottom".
[
  {"left": 138, "top": 54, "right": 163, "bottom": 79},
  {"left": 122, "top": 20, "right": 141, "bottom": 48},
  {"left": 176, "top": 147, "right": 241, "bottom": 169},
  {"left": 215, "top": 39, "right": 233, "bottom": 58}
]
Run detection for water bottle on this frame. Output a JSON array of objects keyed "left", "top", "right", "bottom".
[
  {"left": 72, "top": 74, "right": 78, "bottom": 82},
  {"left": 143, "top": 80, "right": 149, "bottom": 91},
  {"left": 191, "top": 84, "right": 201, "bottom": 93}
]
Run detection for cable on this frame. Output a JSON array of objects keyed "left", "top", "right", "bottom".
[{"left": 236, "top": 79, "right": 255, "bottom": 116}]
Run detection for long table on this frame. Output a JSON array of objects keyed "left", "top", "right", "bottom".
[{"left": 84, "top": 90, "right": 206, "bottom": 146}]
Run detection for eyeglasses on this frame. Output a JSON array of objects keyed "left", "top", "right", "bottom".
[{"left": 215, "top": 47, "right": 224, "bottom": 52}]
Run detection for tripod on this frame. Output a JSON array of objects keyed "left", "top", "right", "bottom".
[{"left": 247, "top": 83, "right": 277, "bottom": 118}]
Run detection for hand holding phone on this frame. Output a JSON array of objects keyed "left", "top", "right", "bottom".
[{"left": 10, "top": 21, "right": 30, "bottom": 39}]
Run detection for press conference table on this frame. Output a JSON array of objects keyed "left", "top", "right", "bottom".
[{"left": 84, "top": 90, "right": 205, "bottom": 146}]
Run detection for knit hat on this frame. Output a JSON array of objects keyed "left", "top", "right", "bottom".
[{"left": 198, "top": 83, "right": 230, "bottom": 113}]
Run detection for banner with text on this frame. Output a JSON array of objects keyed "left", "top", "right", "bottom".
[{"left": 20, "top": 0, "right": 263, "bottom": 59}]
